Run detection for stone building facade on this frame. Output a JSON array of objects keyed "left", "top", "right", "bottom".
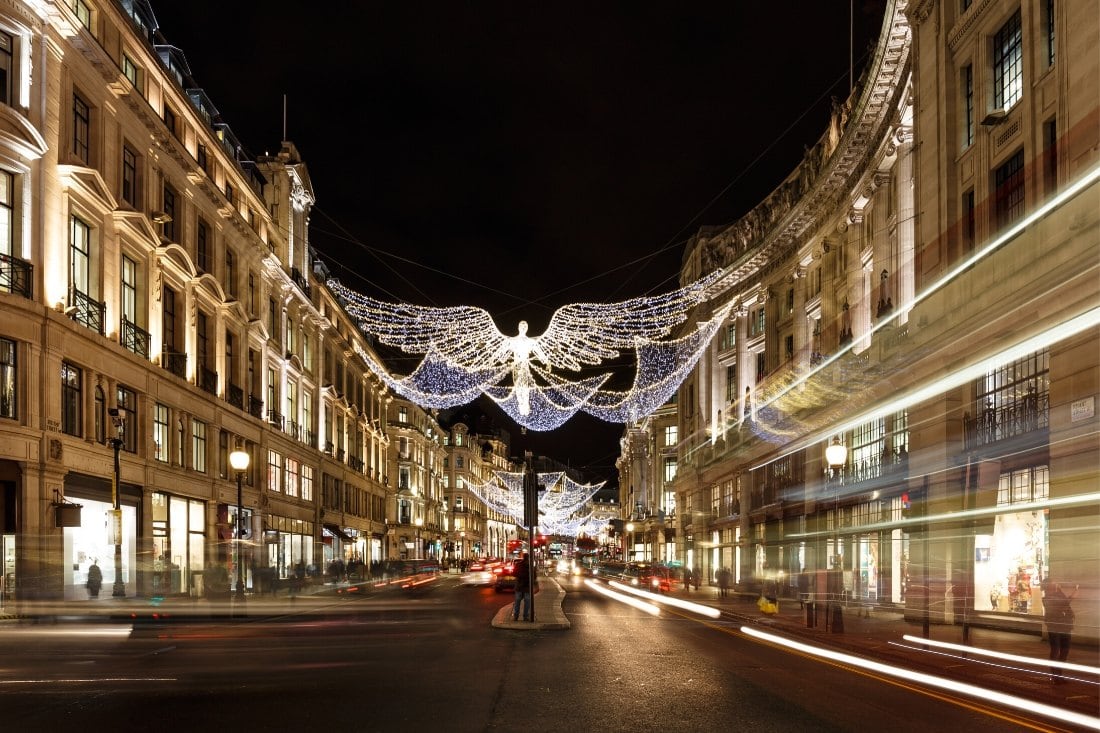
[{"left": 660, "top": 0, "right": 1097, "bottom": 640}]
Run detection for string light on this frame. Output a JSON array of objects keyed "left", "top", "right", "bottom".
[{"left": 330, "top": 269, "right": 729, "bottom": 430}]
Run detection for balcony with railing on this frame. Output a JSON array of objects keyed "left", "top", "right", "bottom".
[
  {"left": 290, "top": 266, "right": 312, "bottom": 297},
  {"left": 324, "top": 441, "right": 335, "bottom": 457},
  {"left": 963, "top": 392, "right": 1049, "bottom": 451},
  {"left": 248, "top": 394, "right": 264, "bottom": 419},
  {"left": 227, "top": 383, "right": 244, "bottom": 410},
  {"left": 348, "top": 455, "right": 364, "bottom": 473},
  {"left": 120, "top": 317, "right": 150, "bottom": 358},
  {"left": 285, "top": 419, "right": 300, "bottom": 441},
  {"left": 162, "top": 350, "right": 187, "bottom": 379},
  {"left": 267, "top": 409, "right": 284, "bottom": 430},
  {"left": 199, "top": 366, "right": 218, "bottom": 395},
  {"left": 304, "top": 428, "right": 317, "bottom": 449},
  {"left": 0, "top": 253, "right": 32, "bottom": 299},
  {"left": 69, "top": 287, "right": 105, "bottom": 334}
]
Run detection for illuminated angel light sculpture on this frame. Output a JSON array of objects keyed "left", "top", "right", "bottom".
[
  {"left": 465, "top": 471, "right": 605, "bottom": 529},
  {"left": 328, "top": 269, "right": 727, "bottom": 431}
]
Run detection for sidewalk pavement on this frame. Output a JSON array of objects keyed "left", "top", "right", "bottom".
[
  {"left": 491, "top": 573, "right": 570, "bottom": 630},
  {"left": 496, "top": 576, "right": 1098, "bottom": 717}
]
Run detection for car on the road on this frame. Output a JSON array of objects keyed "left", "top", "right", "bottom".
[{"left": 492, "top": 562, "right": 517, "bottom": 592}]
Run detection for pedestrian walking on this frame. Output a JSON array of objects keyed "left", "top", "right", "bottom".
[
  {"left": 683, "top": 567, "right": 692, "bottom": 592},
  {"left": 717, "top": 567, "right": 731, "bottom": 598},
  {"left": 1042, "top": 578, "right": 1078, "bottom": 683}
]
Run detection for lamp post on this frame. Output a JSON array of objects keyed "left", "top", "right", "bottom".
[
  {"left": 825, "top": 436, "right": 848, "bottom": 632},
  {"left": 229, "top": 446, "right": 251, "bottom": 600},
  {"left": 625, "top": 522, "right": 635, "bottom": 562},
  {"left": 108, "top": 408, "right": 125, "bottom": 598}
]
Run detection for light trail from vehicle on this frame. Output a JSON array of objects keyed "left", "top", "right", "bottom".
[
  {"left": 741, "top": 625, "right": 1100, "bottom": 731},
  {"left": 584, "top": 579, "right": 660, "bottom": 616},
  {"left": 607, "top": 580, "right": 721, "bottom": 618},
  {"left": 899, "top": 634, "right": 1100, "bottom": 676}
]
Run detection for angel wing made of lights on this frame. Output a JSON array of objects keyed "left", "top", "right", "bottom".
[{"left": 328, "top": 268, "right": 726, "bottom": 426}]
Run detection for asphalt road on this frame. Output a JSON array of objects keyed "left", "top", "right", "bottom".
[{"left": 0, "top": 575, "right": 1072, "bottom": 732}]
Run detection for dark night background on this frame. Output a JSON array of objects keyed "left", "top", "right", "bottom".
[{"left": 151, "top": 1, "right": 887, "bottom": 485}]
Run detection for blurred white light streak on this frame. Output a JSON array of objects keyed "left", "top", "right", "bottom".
[
  {"left": 608, "top": 580, "right": 721, "bottom": 618},
  {"left": 0, "top": 677, "right": 177, "bottom": 684},
  {"left": 585, "top": 579, "right": 660, "bottom": 616},
  {"left": 0, "top": 625, "right": 134, "bottom": 638},
  {"left": 750, "top": 306, "right": 1100, "bottom": 473},
  {"left": 757, "top": 162, "right": 1100, "bottom": 416},
  {"left": 900, "top": 634, "right": 1100, "bottom": 676},
  {"left": 741, "top": 626, "right": 1100, "bottom": 731}
]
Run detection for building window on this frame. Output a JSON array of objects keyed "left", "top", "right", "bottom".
[
  {"left": 301, "top": 464, "right": 314, "bottom": 501},
  {"left": 71, "top": 0, "right": 92, "bottom": 29},
  {"left": 994, "top": 149, "right": 1025, "bottom": 230},
  {"left": 196, "top": 143, "right": 207, "bottom": 173},
  {"left": 162, "top": 285, "right": 178, "bottom": 353},
  {"left": 122, "top": 53, "right": 138, "bottom": 88},
  {"left": 0, "top": 337, "right": 14, "bottom": 419},
  {"left": 962, "top": 64, "right": 974, "bottom": 148},
  {"left": 227, "top": 249, "right": 240, "bottom": 298},
  {"left": 69, "top": 214, "right": 91, "bottom": 296},
  {"left": 962, "top": 189, "right": 976, "bottom": 252},
  {"left": 72, "top": 93, "right": 90, "bottom": 163},
  {"left": 196, "top": 219, "right": 209, "bottom": 273},
  {"left": 121, "top": 144, "right": 138, "bottom": 207},
  {"left": 664, "top": 424, "right": 678, "bottom": 447},
  {"left": 117, "top": 385, "right": 137, "bottom": 453},
  {"left": 163, "top": 105, "right": 177, "bottom": 138},
  {"left": 218, "top": 430, "right": 228, "bottom": 479},
  {"left": 756, "top": 351, "right": 766, "bottom": 381},
  {"left": 153, "top": 403, "right": 169, "bottom": 462},
  {"left": 663, "top": 457, "right": 677, "bottom": 483},
  {"left": 94, "top": 385, "right": 105, "bottom": 443},
  {"left": 1043, "top": 118, "right": 1057, "bottom": 196},
  {"left": 751, "top": 307, "right": 766, "bottom": 337},
  {"left": 997, "top": 465, "right": 1049, "bottom": 506},
  {"left": 268, "top": 297, "right": 278, "bottom": 343},
  {"left": 726, "top": 364, "right": 738, "bottom": 404},
  {"left": 61, "top": 362, "right": 82, "bottom": 436},
  {"left": 0, "top": 31, "right": 12, "bottom": 106},
  {"left": 0, "top": 170, "right": 13, "bottom": 258},
  {"left": 1045, "top": 0, "right": 1055, "bottom": 67},
  {"left": 286, "top": 316, "right": 296, "bottom": 355},
  {"left": 121, "top": 254, "right": 138, "bottom": 325},
  {"left": 268, "top": 450, "right": 282, "bottom": 492},
  {"left": 192, "top": 419, "right": 207, "bottom": 472},
  {"left": 247, "top": 272, "right": 256, "bottom": 316},
  {"left": 993, "top": 9, "right": 1023, "bottom": 110},
  {"left": 784, "top": 334, "right": 794, "bottom": 362},
  {"left": 285, "top": 457, "right": 300, "bottom": 497},
  {"left": 162, "top": 183, "right": 177, "bottom": 242}
]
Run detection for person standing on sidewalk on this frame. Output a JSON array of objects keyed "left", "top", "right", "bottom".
[
  {"left": 716, "top": 567, "right": 731, "bottom": 598},
  {"left": 512, "top": 553, "right": 532, "bottom": 621},
  {"left": 1042, "top": 579, "right": 1078, "bottom": 683}
]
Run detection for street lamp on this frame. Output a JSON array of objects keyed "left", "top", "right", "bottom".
[
  {"left": 625, "top": 522, "right": 635, "bottom": 562},
  {"left": 107, "top": 408, "right": 125, "bottom": 598},
  {"left": 229, "top": 446, "right": 251, "bottom": 600},
  {"left": 825, "top": 436, "right": 847, "bottom": 632}
]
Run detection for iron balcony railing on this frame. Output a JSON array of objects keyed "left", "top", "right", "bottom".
[
  {"left": 248, "top": 394, "right": 264, "bottom": 419},
  {"left": 162, "top": 349, "right": 187, "bottom": 378},
  {"left": 286, "top": 419, "right": 301, "bottom": 441},
  {"left": 963, "top": 392, "right": 1049, "bottom": 450},
  {"left": 199, "top": 366, "right": 218, "bottom": 395},
  {"left": 267, "top": 409, "right": 284, "bottom": 430},
  {"left": 0, "top": 253, "right": 32, "bottom": 299},
  {"left": 120, "top": 317, "right": 150, "bottom": 358},
  {"left": 70, "top": 287, "right": 105, "bottom": 334},
  {"left": 227, "top": 383, "right": 244, "bottom": 410}
]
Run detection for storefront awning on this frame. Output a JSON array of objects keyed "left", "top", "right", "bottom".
[{"left": 323, "top": 523, "right": 352, "bottom": 541}]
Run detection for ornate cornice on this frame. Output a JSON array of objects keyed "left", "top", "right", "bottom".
[{"left": 698, "top": 0, "right": 911, "bottom": 307}]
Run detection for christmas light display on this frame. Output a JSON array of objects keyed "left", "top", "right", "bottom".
[
  {"left": 329, "top": 269, "right": 729, "bottom": 430},
  {"left": 464, "top": 470, "right": 605, "bottom": 529}
]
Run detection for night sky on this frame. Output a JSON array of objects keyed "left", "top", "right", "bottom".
[{"left": 151, "top": 1, "right": 887, "bottom": 485}]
